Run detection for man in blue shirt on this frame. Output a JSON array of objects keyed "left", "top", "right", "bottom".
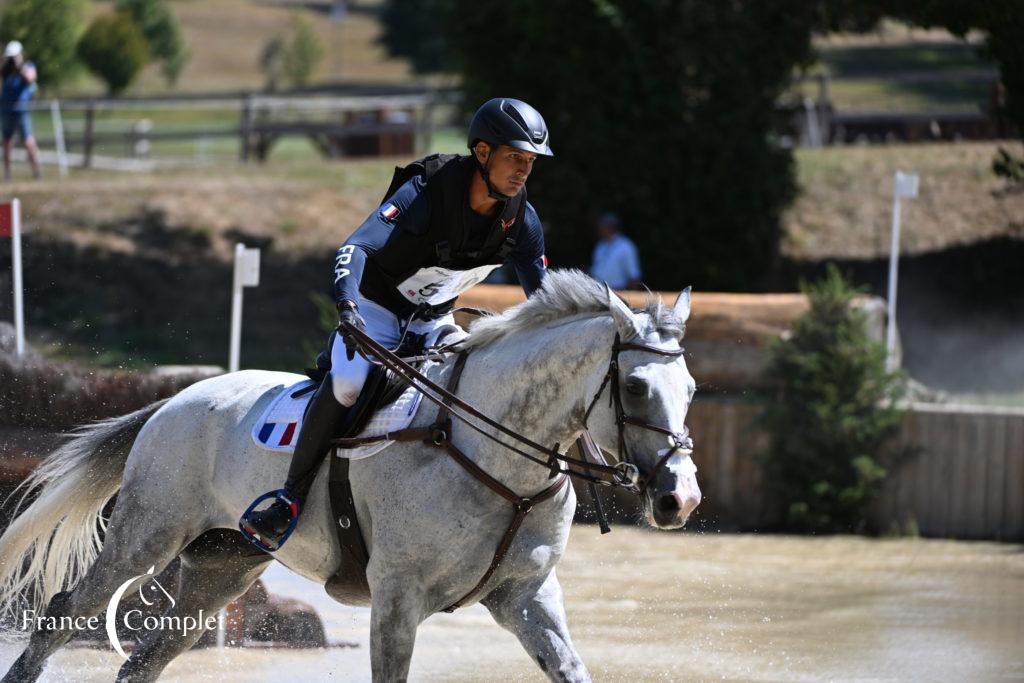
[
  {"left": 590, "top": 212, "right": 641, "bottom": 290},
  {"left": 1, "top": 41, "right": 41, "bottom": 180},
  {"left": 241, "top": 98, "right": 553, "bottom": 549}
]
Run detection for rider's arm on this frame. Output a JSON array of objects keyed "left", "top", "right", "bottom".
[
  {"left": 332, "top": 176, "right": 431, "bottom": 305},
  {"left": 508, "top": 203, "right": 547, "bottom": 297}
]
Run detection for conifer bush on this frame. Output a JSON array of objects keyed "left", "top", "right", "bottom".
[{"left": 759, "top": 265, "right": 906, "bottom": 532}]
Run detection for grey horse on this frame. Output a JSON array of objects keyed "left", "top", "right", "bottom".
[{"left": 0, "top": 270, "right": 699, "bottom": 682}]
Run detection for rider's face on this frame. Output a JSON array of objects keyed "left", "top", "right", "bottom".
[{"left": 478, "top": 144, "right": 538, "bottom": 196}]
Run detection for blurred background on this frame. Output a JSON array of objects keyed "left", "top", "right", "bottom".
[{"left": 0, "top": 0, "right": 1018, "bottom": 392}]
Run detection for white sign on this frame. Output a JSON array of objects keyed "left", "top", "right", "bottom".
[
  {"left": 894, "top": 170, "right": 919, "bottom": 199},
  {"left": 229, "top": 244, "right": 261, "bottom": 372},
  {"left": 234, "top": 246, "right": 261, "bottom": 288}
]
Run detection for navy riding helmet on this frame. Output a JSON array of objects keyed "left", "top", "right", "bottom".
[{"left": 467, "top": 98, "right": 553, "bottom": 157}]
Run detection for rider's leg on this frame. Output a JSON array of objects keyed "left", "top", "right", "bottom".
[
  {"left": 240, "top": 368, "right": 363, "bottom": 542},
  {"left": 241, "top": 299, "right": 403, "bottom": 545}
]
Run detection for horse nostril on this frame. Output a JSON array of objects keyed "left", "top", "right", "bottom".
[{"left": 655, "top": 493, "right": 681, "bottom": 516}]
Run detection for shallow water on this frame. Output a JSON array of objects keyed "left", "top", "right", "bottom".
[{"left": 2, "top": 530, "right": 1022, "bottom": 681}]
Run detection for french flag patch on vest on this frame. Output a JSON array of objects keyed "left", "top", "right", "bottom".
[{"left": 380, "top": 203, "right": 400, "bottom": 221}]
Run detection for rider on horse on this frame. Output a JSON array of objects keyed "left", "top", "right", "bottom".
[{"left": 240, "top": 98, "right": 554, "bottom": 548}]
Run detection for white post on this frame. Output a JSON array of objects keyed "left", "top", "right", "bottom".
[
  {"left": 886, "top": 171, "right": 918, "bottom": 372},
  {"left": 49, "top": 101, "right": 69, "bottom": 178},
  {"left": 11, "top": 199, "right": 25, "bottom": 356},
  {"left": 229, "top": 243, "right": 260, "bottom": 372},
  {"left": 803, "top": 96, "right": 822, "bottom": 148}
]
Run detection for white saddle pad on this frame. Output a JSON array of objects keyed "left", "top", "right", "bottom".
[{"left": 251, "top": 326, "right": 466, "bottom": 460}]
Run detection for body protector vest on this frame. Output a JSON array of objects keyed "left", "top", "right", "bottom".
[{"left": 359, "top": 154, "right": 527, "bottom": 319}]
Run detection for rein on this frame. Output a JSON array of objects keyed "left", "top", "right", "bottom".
[{"left": 335, "top": 321, "right": 693, "bottom": 495}]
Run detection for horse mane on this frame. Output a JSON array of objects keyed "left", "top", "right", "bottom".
[{"left": 462, "top": 269, "right": 685, "bottom": 349}]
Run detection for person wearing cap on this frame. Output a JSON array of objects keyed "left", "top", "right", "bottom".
[
  {"left": 1, "top": 40, "right": 41, "bottom": 180},
  {"left": 240, "top": 98, "right": 553, "bottom": 548},
  {"left": 590, "top": 212, "right": 642, "bottom": 290}
]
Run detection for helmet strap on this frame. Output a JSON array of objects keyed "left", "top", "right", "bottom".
[{"left": 475, "top": 147, "right": 513, "bottom": 201}]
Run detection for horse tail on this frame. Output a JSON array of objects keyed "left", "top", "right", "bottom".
[{"left": 0, "top": 398, "right": 169, "bottom": 616}]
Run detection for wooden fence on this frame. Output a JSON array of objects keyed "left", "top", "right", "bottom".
[{"left": 677, "top": 398, "right": 1024, "bottom": 539}]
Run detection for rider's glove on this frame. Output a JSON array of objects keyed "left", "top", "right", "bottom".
[{"left": 336, "top": 300, "right": 366, "bottom": 361}]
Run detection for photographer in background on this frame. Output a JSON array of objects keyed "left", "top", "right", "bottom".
[{"left": 1, "top": 40, "right": 41, "bottom": 180}]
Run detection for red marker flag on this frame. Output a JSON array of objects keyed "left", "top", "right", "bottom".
[{"left": 0, "top": 202, "right": 11, "bottom": 237}]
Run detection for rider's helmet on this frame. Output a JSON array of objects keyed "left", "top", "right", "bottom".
[{"left": 468, "top": 98, "right": 553, "bottom": 157}]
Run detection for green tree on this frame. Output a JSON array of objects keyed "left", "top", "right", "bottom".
[
  {"left": 77, "top": 13, "right": 149, "bottom": 96},
  {"left": 384, "top": 0, "right": 1024, "bottom": 291},
  {"left": 115, "top": 0, "right": 188, "bottom": 85},
  {"left": 282, "top": 14, "right": 324, "bottom": 88},
  {"left": 380, "top": 0, "right": 449, "bottom": 74},
  {"left": 758, "top": 266, "right": 906, "bottom": 533},
  {"left": 0, "top": 0, "right": 86, "bottom": 89},
  {"left": 441, "top": 0, "right": 819, "bottom": 291}
]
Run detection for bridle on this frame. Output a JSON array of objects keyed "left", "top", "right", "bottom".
[
  {"left": 579, "top": 334, "right": 694, "bottom": 495},
  {"left": 337, "top": 321, "right": 695, "bottom": 496}
]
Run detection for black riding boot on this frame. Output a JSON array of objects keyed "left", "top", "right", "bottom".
[{"left": 242, "top": 377, "right": 348, "bottom": 544}]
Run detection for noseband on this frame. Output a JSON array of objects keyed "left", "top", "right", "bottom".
[{"left": 580, "top": 334, "right": 694, "bottom": 495}]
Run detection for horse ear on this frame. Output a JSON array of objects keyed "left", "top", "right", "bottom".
[
  {"left": 606, "top": 284, "right": 642, "bottom": 338},
  {"left": 673, "top": 287, "right": 692, "bottom": 323}
]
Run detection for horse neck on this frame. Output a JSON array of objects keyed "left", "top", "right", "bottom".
[{"left": 454, "top": 314, "right": 616, "bottom": 494}]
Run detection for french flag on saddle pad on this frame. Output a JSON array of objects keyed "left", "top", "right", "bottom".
[
  {"left": 380, "top": 203, "right": 400, "bottom": 221},
  {"left": 257, "top": 421, "right": 298, "bottom": 448}
]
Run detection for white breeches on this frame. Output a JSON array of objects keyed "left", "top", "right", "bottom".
[{"left": 329, "top": 296, "right": 454, "bottom": 406}]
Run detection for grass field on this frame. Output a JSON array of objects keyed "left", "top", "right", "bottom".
[
  {"left": 786, "top": 141, "right": 1023, "bottom": 260},
  {"left": 64, "top": 0, "right": 417, "bottom": 96},
  {"left": 9, "top": 138, "right": 1018, "bottom": 263}
]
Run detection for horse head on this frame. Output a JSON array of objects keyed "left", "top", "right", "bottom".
[{"left": 590, "top": 286, "right": 701, "bottom": 529}]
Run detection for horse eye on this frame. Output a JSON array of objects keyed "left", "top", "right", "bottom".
[{"left": 625, "top": 380, "right": 645, "bottom": 396}]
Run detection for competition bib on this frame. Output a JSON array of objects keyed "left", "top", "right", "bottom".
[{"left": 397, "top": 264, "right": 500, "bottom": 305}]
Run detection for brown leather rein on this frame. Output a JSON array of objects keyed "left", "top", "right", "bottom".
[
  {"left": 336, "top": 322, "right": 694, "bottom": 495},
  {"left": 332, "top": 321, "right": 694, "bottom": 611}
]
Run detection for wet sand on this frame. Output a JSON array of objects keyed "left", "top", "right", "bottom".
[{"left": 2, "top": 530, "right": 1022, "bottom": 681}]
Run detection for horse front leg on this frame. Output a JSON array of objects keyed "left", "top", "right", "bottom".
[
  {"left": 484, "top": 570, "right": 591, "bottom": 683},
  {"left": 369, "top": 578, "right": 425, "bottom": 683}
]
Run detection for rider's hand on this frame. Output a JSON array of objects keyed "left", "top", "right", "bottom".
[{"left": 336, "top": 300, "right": 366, "bottom": 361}]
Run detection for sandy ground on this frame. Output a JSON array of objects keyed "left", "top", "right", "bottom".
[{"left": 2, "top": 529, "right": 1022, "bottom": 682}]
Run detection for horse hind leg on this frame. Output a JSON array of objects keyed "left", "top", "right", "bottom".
[
  {"left": 115, "top": 529, "right": 272, "bottom": 683},
  {"left": 2, "top": 503, "right": 201, "bottom": 683}
]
